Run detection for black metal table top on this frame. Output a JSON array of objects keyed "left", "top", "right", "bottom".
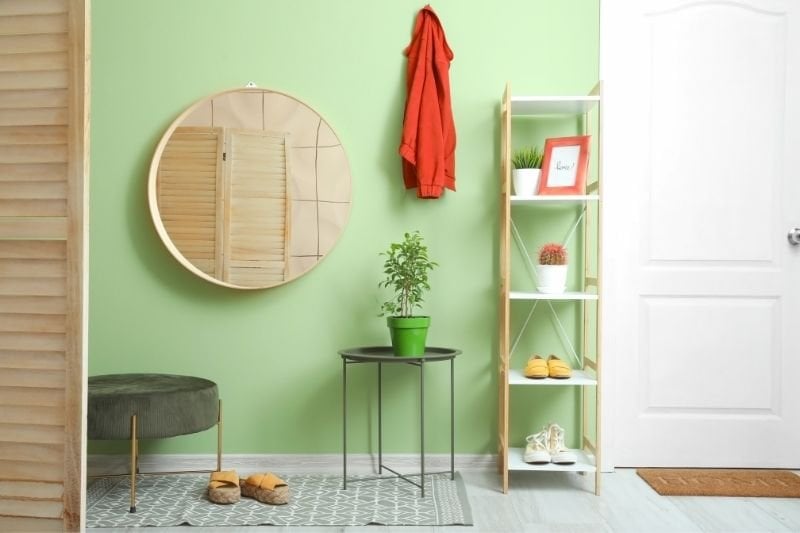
[{"left": 338, "top": 346, "right": 461, "bottom": 362}]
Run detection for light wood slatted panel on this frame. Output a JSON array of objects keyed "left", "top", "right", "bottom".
[
  {"left": 0, "top": 386, "right": 64, "bottom": 406},
  {"left": 0, "top": 162, "right": 66, "bottom": 181},
  {"left": 0, "top": 14, "right": 67, "bottom": 36},
  {"left": 0, "top": 368, "right": 65, "bottom": 389},
  {"left": 0, "top": 480, "right": 63, "bottom": 499},
  {"left": 0, "top": 70, "right": 67, "bottom": 91},
  {"left": 0, "top": 108, "right": 68, "bottom": 127},
  {"left": 0, "top": 217, "right": 67, "bottom": 238},
  {"left": 0, "top": 0, "right": 86, "bottom": 528},
  {"left": 0, "top": 496, "right": 62, "bottom": 518},
  {"left": 0, "top": 405, "right": 64, "bottom": 426},
  {"left": 0, "top": 277, "right": 65, "bottom": 296},
  {"left": 0, "top": 479, "right": 63, "bottom": 522},
  {"left": 0, "top": 33, "right": 67, "bottom": 53},
  {"left": 0, "top": 0, "right": 68, "bottom": 17},
  {"left": 0, "top": 295, "right": 66, "bottom": 314},
  {"left": 0, "top": 90, "right": 68, "bottom": 111},
  {"left": 225, "top": 129, "right": 289, "bottom": 285},
  {"left": 0, "top": 516, "right": 62, "bottom": 532},
  {"left": 0, "top": 52, "right": 68, "bottom": 73},
  {"left": 157, "top": 127, "right": 222, "bottom": 278},
  {"left": 0, "top": 314, "right": 65, "bottom": 333},
  {"left": 0, "top": 423, "right": 64, "bottom": 445}
]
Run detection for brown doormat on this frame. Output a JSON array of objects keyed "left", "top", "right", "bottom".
[{"left": 637, "top": 469, "right": 800, "bottom": 497}]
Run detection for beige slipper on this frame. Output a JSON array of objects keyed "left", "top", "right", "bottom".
[
  {"left": 207, "top": 470, "right": 240, "bottom": 504},
  {"left": 240, "top": 472, "right": 290, "bottom": 505}
]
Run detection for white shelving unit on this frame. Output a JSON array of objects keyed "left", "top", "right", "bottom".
[{"left": 498, "top": 83, "right": 602, "bottom": 494}]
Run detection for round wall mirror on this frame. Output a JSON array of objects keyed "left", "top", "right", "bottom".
[{"left": 148, "top": 88, "right": 352, "bottom": 289}]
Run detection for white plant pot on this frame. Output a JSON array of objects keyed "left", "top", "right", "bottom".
[
  {"left": 536, "top": 264, "right": 568, "bottom": 294},
  {"left": 512, "top": 168, "right": 541, "bottom": 196}
]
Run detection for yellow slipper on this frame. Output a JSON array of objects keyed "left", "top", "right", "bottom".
[
  {"left": 240, "top": 472, "right": 290, "bottom": 505},
  {"left": 524, "top": 355, "right": 548, "bottom": 379},
  {"left": 207, "top": 470, "right": 240, "bottom": 504},
  {"left": 547, "top": 355, "right": 572, "bottom": 379}
]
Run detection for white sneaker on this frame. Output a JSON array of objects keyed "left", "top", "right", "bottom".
[
  {"left": 523, "top": 428, "right": 551, "bottom": 464},
  {"left": 546, "top": 423, "right": 577, "bottom": 465}
]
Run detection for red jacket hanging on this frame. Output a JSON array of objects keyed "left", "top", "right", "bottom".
[{"left": 399, "top": 5, "right": 456, "bottom": 199}]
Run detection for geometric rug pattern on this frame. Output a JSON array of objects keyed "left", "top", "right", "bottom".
[
  {"left": 87, "top": 472, "right": 473, "bottom": 527},
  {"left": 637, "top": 469, "right": 800, "bottom": 497}
]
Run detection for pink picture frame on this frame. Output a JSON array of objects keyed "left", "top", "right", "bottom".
[{"left": 537, "top": 135, "right": 591, "bottom": 195}]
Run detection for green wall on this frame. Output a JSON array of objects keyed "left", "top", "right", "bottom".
[{"left": 90, "top": 0, "right": 599, "bottom": 455}]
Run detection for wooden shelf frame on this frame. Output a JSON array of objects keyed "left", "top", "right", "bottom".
[{"left": 498, "top": 82, "right": 603, "bottom": 495}]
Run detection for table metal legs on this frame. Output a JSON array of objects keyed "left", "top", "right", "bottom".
[
  {"left": 420, "top": 360, "right": 425, "bottom": 496},
  {"left": 378, "top": 362, "right": 382, "bottom": 475},
  {"left": 342, "top": 358, "right": 347, "bottom": 490},
  {"left": 451, "top": 357, "right": 455, "bottom": 480},
  {"left": 342, "top": 357, "right": 454, "bottom": 498}
]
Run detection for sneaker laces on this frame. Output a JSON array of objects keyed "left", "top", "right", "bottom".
[
  {"left": 525, "top": 427, "right": 549, "bottom": 450},
  {"left": 547, "top": 423, "right": 568, "bottom": 453}
]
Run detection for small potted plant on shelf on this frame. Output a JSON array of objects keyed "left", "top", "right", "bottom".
[
  {"left": 536, "top": 242, "right": 568, "bottom": 294},
  {"left": 511, "top": 146, "right": 543, "bottom": 196},
  {"left": 379, "top": 231, "right": 438, "bottom": 356}
]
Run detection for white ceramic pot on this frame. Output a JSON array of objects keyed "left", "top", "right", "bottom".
[
  {"left": 536, "top": 264, "right": 568, "bottom": 294},
  {"left": 512, "top": 168, "right": 541, "bottom": 196}
]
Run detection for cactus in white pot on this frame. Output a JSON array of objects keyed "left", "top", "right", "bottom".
[{"left": 536, "top": 242, "right": 568, "bottom": 294}]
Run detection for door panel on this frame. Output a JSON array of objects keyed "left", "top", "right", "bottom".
[{"left": 602, "top": 0, "right": 799, "bottom": 467}]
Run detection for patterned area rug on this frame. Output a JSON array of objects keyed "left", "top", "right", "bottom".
[
  {"left": 87, "top": 473, "right": 473, "bottom": 527},
  {"left": 637, "top": 469, "right": 800, "bottom": 497}
]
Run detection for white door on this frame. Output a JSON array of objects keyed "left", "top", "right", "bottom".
[{"left": 602, "top": 0, "right": 800, "bottom": 467}]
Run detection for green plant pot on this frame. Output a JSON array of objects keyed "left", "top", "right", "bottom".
[{"left": 386, "top": 316, "right": 431, "bottom": 357}]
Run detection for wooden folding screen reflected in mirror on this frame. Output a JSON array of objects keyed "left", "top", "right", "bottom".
[
  {"left": 148, "top": 88, "right": 351, "bottom": 289},
  {"left": 157, "top": 127, "right": 223, "bottom": 278},
  {"left": 225, "top": 129, "right": 290, "bottom": 286},
  {"left": 157, "top": 127, "right": 290, "bottom": 286}
]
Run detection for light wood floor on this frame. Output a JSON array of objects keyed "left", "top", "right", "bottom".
[{"left": 92, "top": 468, "right": 800, "bottom": 533}]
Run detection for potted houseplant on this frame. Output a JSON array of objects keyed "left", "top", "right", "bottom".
[
  {"left": 536, "top": 242, "right": 568, "bottom": 294},
  {"left": 379, "top": 231, "right": 438, "bottom": 356},
  {"left": 511, "top": 146, "right": 543, "bottom": 196}
]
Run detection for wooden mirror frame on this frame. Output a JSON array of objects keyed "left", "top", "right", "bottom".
[{"left": 147, "top": 87, "right": 352, "bottom": 290}]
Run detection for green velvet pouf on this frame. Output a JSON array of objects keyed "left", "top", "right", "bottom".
[{"left": 88, "top": 374, "right": 219, "bottom": 440}]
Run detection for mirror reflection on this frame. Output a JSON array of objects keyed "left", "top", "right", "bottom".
[{"left": 148, "top": 88, "right": 352, "bottom": 289}]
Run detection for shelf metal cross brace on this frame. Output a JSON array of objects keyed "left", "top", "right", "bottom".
[{"left": 509, "top": 210, "right": 587, "bottom": 366}]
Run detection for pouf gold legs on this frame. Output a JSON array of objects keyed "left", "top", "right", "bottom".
[
  {"left": 217, "top": 399, "right": 222, "bottom": 472},
  {"left": 125, "top": 399, "right": 223, "bottom": 513}
]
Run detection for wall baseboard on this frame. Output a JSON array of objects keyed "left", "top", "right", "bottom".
[{"left": 88, "top": 453, "right": 497, "bottom": 477}]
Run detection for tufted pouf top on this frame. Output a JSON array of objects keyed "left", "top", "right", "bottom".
[{"left": 88, "top": 374, "right": 219, "bottom": 440}]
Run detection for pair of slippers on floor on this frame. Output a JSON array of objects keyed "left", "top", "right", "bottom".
[{"left": 208, "top": 471, "right": 289, "bottom": 505}]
